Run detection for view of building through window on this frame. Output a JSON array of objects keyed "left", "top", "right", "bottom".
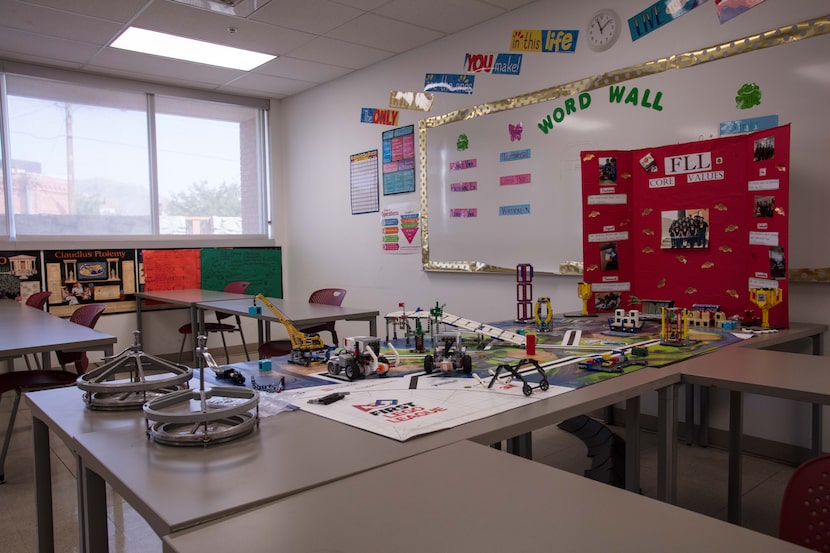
[{"left": 1, "top": 73, "right": 268, "bottom": 239}]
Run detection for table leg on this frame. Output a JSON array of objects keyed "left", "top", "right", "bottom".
[
  {"left": 813, "top": 404, "right": 824, "bottom": 458},
  {"left": 657, "top": 384, "right": 677, "bottom": 504},
  {"left": 506, "top": 433, "right": 532, "bottom": 459},
  {"left": 369, "top": 317, "right": 377, "bottom": 337},
  {"left": 728, "top": 390, "right": 743, "bottom": 524},
  {"left": 700, "top": 385, "right": 710, "bottom": 446},
  {"left": 810, "top": 333, "right": 824, "bottom": 456},
  {"left": 33, "top": 417, "right": 54, "bottom": 553},
  {"left": 625, "top": 396, "right": 640, "bottom": 494},
  {"left": 192, "top": 306, "right": 202, "bottom": 363},
  {"left": 136, "top": 296, "right": 143, "bottom": 335},
  {"left": 685, "top": 383, "right": 694, "bottom": 445},
  {"left": 77, "top": 457, "right": 109, "bottom": 553}
]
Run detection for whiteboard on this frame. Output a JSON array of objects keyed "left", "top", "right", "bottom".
[{"left": 419, "top": 15, "right": 830, "bottom": 276}]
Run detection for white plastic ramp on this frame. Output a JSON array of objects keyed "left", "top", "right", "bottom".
[
  {"left": 440, "top": 313, "right": 526, "bottom": 346},
  {"left": 384, "top": 309, "right": 526, "bottom": 346}
]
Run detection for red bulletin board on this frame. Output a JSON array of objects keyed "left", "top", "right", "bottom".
[
  {"left": 582, "top": 124, "right": 790, "bottom": 328},
  {"left": 141, "top": 249, "right": 201, "bottom": 291}
]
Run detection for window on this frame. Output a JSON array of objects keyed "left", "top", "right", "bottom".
[{"left": 0, "top": 71, "right": 269, "bottom": 242}]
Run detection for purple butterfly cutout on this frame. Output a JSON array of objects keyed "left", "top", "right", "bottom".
[{"left": 509, "top": 122, "right": 523, "bottom": 142}]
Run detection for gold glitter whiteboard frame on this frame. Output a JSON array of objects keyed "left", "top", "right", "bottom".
[{"left": 418, "top": 14, "right": 830, "bottom": 275}]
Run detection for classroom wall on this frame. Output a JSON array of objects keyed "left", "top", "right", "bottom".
[{"left": 277, "top": 0, "right": 830, "bottom": 450}]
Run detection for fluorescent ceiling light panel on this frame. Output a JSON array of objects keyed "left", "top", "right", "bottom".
[{"left": 111, "top": 27, "right": 276, "bottom": 71}]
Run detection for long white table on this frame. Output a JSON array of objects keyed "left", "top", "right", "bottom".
[
  {"left": 27, "top": 363, "right": 680, "bottom": 553},
  {"left": 162, "top": 440, "right": 805, "bottom": 553},
  {"left": 682, "top": 346, "right": 830, "bottom": 525},
  {"left": 26, "top": 321, "right": 828, "bottom": 553},
  {"left": 0, "top": 299, "right": 117, "bottom": 370}
]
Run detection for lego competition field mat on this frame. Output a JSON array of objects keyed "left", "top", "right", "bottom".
[{"left": 204, "top": 312, "right": 750, "bottom": 442}]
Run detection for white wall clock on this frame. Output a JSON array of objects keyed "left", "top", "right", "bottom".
[{"left": 586, "top": 9, "right": 622, "bottom": 52}]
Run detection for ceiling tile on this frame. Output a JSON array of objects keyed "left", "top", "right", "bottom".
[
  {"left": 0, "top": 26, "right": 101, "bottom": 66},
  {"left": 255, "top": 56, "right": 352, "bottom": 83},
  {"left": 251, "top": 0, "right": 363, "bottom": 35},
  {"left": 375, "top": 0, "right": 505, "bottom": 34},
  {"left": 13, "top": 0, "right": 149, "bottom": 22},
  {"left": 286, "top": 36, "right": 393, "bottom": 69},
  {"left": 131, "top": 0, "right": 315, "bottom": 55},
  {"left": 325, "top": 12, "right": 444, "bottom": 53},
  {"left": 220, "top": 71, "right": 315, "bottom": 97},
  {"left": 2, "top": 0, "right": 125, "bottom": 44}
]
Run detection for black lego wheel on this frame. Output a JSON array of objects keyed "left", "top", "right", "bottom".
[
  {"left": 328, "top": 361, "right": 340, "bottom": 376},
  {"left": 540, "top": 378, "right": 550, "bottom": 391},
  {"left": 522, "top": 383, "right": 532, "bottom": 397},
  {"left": 345, "top": 360, "right": 360, "bottom": 380},
  {"left": 461, "top": 355, "right": 472, "bottom": 374},
  {"left": 423, "top": 354, "right": 434, "bottom": 374}
]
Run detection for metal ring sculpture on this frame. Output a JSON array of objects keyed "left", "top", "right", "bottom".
[
  {"left": 143, "top": 335, "right": 259, "bottom": 446},
  {"left": 76, "top": 331, "right": 193, "bottom": 410}
]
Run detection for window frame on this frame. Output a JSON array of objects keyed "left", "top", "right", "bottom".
[{"left": 0, "top": 61, "right": 272, "bottom": 249}]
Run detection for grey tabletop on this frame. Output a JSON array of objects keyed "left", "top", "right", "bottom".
[
  {"left": 0, "top": 299, "right": 116, "bottom": 360},
  {"left": 162, "top": 440, "right": 804, "bottom": 553},
  {"left": 135, "top": 289, "right": 251, "bottom": 306},
  {"left": 67, "top": 364, "right": 679, "bottom": 537},
  {"left": 196, "top": 296, "right": 379, "bottom": 326}
]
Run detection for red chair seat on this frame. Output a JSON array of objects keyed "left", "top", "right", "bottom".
[{"left": 257, "top": 340, "right": 292, "bottom": 359}]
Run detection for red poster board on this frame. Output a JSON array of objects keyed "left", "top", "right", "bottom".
[{"left": 582, "top": 125, "right": 789, "bottom": 327}]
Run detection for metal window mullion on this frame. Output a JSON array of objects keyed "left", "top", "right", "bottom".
[
  {"left": 259, "top": 109, "right": 271, "bottom": 238},
  {"left": 146, "top": 93, "right": 160, "bottom": 235},
  {"left": 0, "top": 73, "right": 16, "bottom": 239}
]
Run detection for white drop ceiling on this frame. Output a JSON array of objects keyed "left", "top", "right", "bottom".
[{"left": 0, "top": 0, "right": 537, "bottom": 99}]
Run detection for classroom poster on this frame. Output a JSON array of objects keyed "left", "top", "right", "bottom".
[
  {"left": 381, "top": 203, "right": 421, "bottom": 254},
  {"left": 0, "top": 250, "right": 44, "bottom": 302},
  {"left": 350, "top": 150, "right": 380, "bottom": 215},
  {"left": 44, "top": 249, "right": 137, "bottom": 316},
  {"left": 581, "top": 124, "right": 789, "bottom": 327},
  {"left": 381, "top": 125, "right": 416, "bottom": 195},
  {"left": 140, "top": 248, "right": 283, "bottom": 298}
]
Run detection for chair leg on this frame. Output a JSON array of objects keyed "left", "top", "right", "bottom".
[
  {"left": 219, "top": 331, "right": 230, "bottom": 364},
  {"left": 235, "top": 315, "right": 250, "bottom": 361},
  {"left": 0, "top": 389, "right": 23, "bottom": 484},
  {"left": 24, "top": 355, "right": 34, "bottom": 371},
  {"left": 177, "top": 334, "right": 188, "bottom": 365}
]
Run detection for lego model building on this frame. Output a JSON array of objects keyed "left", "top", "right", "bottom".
[{"left": 660, "top": 307, "right": 693, "bottom": 346}]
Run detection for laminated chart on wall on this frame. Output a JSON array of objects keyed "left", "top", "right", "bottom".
[
  {"left": 0, "top": 250, "right": 44, "bottom": 302},
  {"left": 581, "top": 124, "right": 790, "bottom": 327},
  {"left": 350, "top": 150, "right": 380, "bottom": 215}
]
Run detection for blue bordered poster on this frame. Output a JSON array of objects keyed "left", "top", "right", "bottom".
[{"left": 381, "top": 125, "right": 416, "bottom": 195}]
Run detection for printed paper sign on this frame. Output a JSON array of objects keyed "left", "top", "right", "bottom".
[
  {"left": 389, "top": 90, "right": 434, "bottom": 112},
  {"left": 509, "top": 30, "right": 578, "bottom": 52},
  {"left": 464, "top": 53, "right": 523, "bottom": 75},
  {"left": 360, "top": 108, "right": 400, "bottom": 125},
  {"left": 424, "top": 73, "right": 475, "bottom": 94},
  {"left": 629, "top": 0, "right": 710, "bottom": 42}
]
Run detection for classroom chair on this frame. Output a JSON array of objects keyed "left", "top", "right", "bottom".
[
  {"left": 779, "top": 453, "right": 830, "bottom": 550},
  {"left": 23, "top": 291, "right": 52, "bottom": 370},
  {"left": 177, "top": 281, "right": 251, "bottom": 364},
  {"left": 55, "top": 303, "right": 107, "bottom": 372},
  {"left": 257, "top": 288, "right": 347, "bottom": 359},
  {"left": 0, "top": 302, "right": 106, "bottom": 484},
  {"left": 299, "top": 288, "right": 347, "bottom": 345}
]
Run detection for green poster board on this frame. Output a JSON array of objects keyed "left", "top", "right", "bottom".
[{"left": 199, "top": 247, "right": 282, "bottom": 298}]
